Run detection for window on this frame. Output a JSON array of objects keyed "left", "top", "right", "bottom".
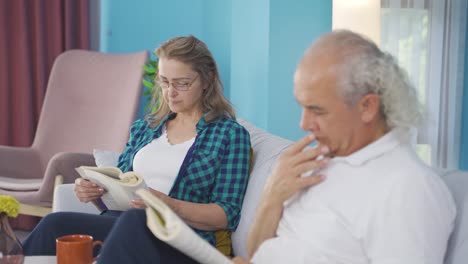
[{"left": 381, "top": 0, "right": 467, "bottom": 168}]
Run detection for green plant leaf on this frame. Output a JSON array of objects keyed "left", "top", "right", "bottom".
[
  {"left": 141, "top": 56, "right": 159, "bottom": 114},
  {"left": 143, "top": 79, "right": 154, "bottom": 88},
  {"left": 143, "top": 65, "right": 156, "bottom": 73}
]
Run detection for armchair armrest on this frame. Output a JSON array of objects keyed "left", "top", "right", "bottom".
[
  {"left": 36, "top": 152, "right": 96, "bottom": 204},
  {"left": 0, "top": 145, "right": 42, "bottom": 179},
  {"left": 52, "top": 184, "right": 100, "bottom": 214}
]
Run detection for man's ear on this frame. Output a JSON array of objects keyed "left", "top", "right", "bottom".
[{"left": 358, "top": 93, "right": 381, "bottom": 123}]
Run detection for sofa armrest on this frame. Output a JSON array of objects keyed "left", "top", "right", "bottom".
[{"left": 52, "top": 183, "right": 101, "bottom": 214}]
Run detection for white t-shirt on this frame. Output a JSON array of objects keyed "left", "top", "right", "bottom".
[
  {"left": 252, "top": 128, "right": 456, "bottom": 264},
  {"left": 132, "top": 126, "right": 195, "bottom": 195}
]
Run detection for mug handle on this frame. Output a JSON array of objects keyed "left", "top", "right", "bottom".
[{"left": 91, "top": 240, "right": 104, "bottom": 263}]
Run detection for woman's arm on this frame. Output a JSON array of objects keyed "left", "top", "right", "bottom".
[
  {"left": 149, "top": 188, "right": 228, "bottom": 230},
  {"left": 208, "top": 123, "right": 251, "bottom": 231},
  {"left": 160, "top": 121, "right": 251, "bottom": 231},
  {"left": 148, "top": 122, "right": 252, "bottom": 231}
]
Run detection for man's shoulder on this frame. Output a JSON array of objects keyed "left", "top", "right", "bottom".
[{"left": 384, "top": 144, "right": 436, "bottom": 179}]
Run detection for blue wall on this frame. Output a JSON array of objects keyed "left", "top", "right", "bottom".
[
  {"left": 98, "top": 1, "right": 468, "bottom": 168},
  {"left": 100, "top": 0, "right": 205, "bottom": 117},
  {"left": 267, "top": 0, "right": 332, "bottom": 140},
  {"left": 229, "top": 0, "right": 271, "bottom": 129},
  {"left": 202, "top": 0, "right": 232, "bottom": 98},
  {"left": 460, "top": 17, "right": 468, "bottom": 170},
  {"left": 229, "top": 0, "right": 332, "bottom": 140},
  {"left": 99, "top": 0, "right": 332, "bottom": 141},
  {"left": 100, "top": 0, "right": 203, "bottom": 53}
]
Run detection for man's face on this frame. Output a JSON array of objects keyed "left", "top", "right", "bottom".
[{"left": 293, "top": 61, "right": 365, "bottom": 157}]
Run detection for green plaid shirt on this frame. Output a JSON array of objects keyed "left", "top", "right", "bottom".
[{"left": 117, "top": 113, "right": 251, "bottom": 245}]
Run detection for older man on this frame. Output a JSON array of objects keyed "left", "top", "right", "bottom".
[{"left": 235, "top": 30, "right": 455, "bottom": 264}]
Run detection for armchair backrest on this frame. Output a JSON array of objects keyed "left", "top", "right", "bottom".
[{"left": 32, "top": 50, "right": 149, "bottom": 169}]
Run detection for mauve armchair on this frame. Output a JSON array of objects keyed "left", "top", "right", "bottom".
[{"left": 0, "top": 49, "right": 149, "bottom": 216}]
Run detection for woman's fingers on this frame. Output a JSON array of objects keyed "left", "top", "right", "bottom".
[
  {"left": 74, "top": 178, "right": 105, "bottom": 202},
  {"left": 130, "top": 199, "right": 147, "bottom": 208}
]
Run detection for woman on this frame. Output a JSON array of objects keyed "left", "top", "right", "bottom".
[{"left": 23, "top": 36, "right": 251, "bottom": 264}]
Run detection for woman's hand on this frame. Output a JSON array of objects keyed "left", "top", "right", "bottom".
[
  {"left": 74, "top": 178, "right": 105, "bottom": 203},
  {"left": 148, "top": 188, "right": 173, "bottom": 207},
  {"left": 130, "top": 188, "right": 169, "bottom": 209},
  {"left": 232, "top": 257, "right": 250, "bottom": 264},
  {"left": 129, "top": 199, "right": 147, "bottom": 209}
]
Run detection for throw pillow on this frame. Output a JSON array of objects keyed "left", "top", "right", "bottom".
[{"left": 93, "top": 149, "right": 120, "bottom": 167}]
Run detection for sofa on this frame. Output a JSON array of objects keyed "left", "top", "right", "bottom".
[{"left": 52, "top": 119, "right": 468, "bottom": 263}]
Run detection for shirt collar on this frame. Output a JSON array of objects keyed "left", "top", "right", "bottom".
[
  {"left": 154, "top": 112, "right": 210, "bottom": 134},
  {"left": 196, "top": 114, "right": 209, "bottom": 133},
  {"left": 331, "top": 128, "right": 414, "bottom": 166}
]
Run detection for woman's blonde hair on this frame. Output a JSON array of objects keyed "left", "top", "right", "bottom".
[{"left": 146, "top": 35, "right": 235, "bottom": 127}]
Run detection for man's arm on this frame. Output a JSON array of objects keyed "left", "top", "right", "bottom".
[
  {"left": 246, "top": 134, "right": 329, "bottom": 258},
  {"left": 246, "top": 189, "right": 284, "bottom": 258}
]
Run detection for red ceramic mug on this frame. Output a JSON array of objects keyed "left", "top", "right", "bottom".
[{"left": 56, "top": 234, "right": 103, "bottom": 264}]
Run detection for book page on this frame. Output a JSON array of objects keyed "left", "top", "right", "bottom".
[
  {"left": 75, "top": 166, "right": 146, "bottom": 211},
  {"left": 136, "top": 189, "right": 232, "bottom": 264}
]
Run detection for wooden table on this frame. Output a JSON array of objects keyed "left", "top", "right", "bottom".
[{"left": 24, "top": 256, "right": 56, "bottom": 264}]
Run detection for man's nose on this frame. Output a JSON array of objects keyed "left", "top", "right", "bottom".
[{"left": 300, "top": 111, "right": 318, "bottom": 131}]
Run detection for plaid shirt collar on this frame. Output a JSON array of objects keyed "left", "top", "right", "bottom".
[{"left": 154, "top": 112, "right": 209, "bottom": 134}]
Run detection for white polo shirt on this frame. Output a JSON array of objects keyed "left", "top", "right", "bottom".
[{"left": 252, "top": 128, "right": 456, "bottom": 264}]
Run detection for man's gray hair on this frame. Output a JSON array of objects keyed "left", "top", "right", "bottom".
[{"left": 319, "top": 30, "right": 423, "bottom": 129}]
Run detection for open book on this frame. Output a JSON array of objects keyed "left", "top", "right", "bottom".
[
  {"left": 75, "top": 166, "right": 146, "bottom": 211},
  {"left": 136, "top": 189, "right": 232, "bottom": 264}
]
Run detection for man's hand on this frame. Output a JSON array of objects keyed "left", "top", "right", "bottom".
[
  {"left": 263, "top": 133, "right": 329, "bottom": 204},
  {"left": 74, "top": 178, "right": 105, "bottom": 203},
  {"left": 246, "top": 134, "right": 329, "bottom": 258}
]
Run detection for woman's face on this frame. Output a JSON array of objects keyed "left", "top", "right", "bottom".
[{"left": 157, "top": 58, "right": 205, "bottom": 115}]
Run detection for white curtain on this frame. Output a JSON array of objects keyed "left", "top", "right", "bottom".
[{"left": 381, "top": 0, "right": 467, "bottom": 169}]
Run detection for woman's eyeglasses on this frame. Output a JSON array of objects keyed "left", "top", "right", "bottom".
[{"left": 156, "top": 75, "right": 199, "bottom": 91}]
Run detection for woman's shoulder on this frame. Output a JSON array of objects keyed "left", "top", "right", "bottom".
[
  {"left": 129, "top": 118, "right": 152, "bottom": 133},
  {"left": 210, "top": 116, "right": 245, "bottom": 130},
  {"left": 208, "top": 116, "right": 250, "bottom": 138}
]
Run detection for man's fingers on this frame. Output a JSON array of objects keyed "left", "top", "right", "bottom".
[
  {"left": 290, "top": 144, "right": 329, "bottom": 166},
  {"left": 284, "top": 134, "right": 316, "bottom": 155},
  {"left": 298, "top": 174, "right": 325, "bottom": 189},
  {"left": 293, "top": 156, "right": 329, "bottom": 176}
]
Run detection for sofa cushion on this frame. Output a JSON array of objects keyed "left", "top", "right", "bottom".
[
  {"left": 93, "top": 149, "right": 120, "bottom": 167},
  {"left": 440, "top": 169, "right": 468, "bottom": 264},
  {"left": 233, "top": 119, "right": 294, "bottom": 258}
]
